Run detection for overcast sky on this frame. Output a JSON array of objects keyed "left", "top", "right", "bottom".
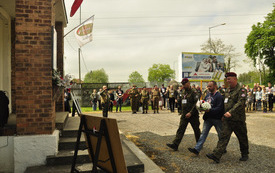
[{"left": 64, "top": 0, "right": 274, "bottom": 82}]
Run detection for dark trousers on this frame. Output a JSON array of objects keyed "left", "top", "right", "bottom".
[
  {"left": 109, "top": 101, "right": 113, "bottom": 112},
  {"left": 116, "top": 99, "right": 123, "bottom": 112},
  {"left": 268, "top": 94, "right": 273, "bottom": 111},
  {"left": 169, "top": 98, "right": 175, "bottom": 112},
  {"left": 177, "top": 100, "right": 182, "bottom": 114},
  {"left": 213, "top": 120, "right": 249, "bottom": 159},
  {"left": 98, "top": 100, "right": 102, "bottom": 110},
  {"left": 102, "top": 102, "right": 109, "bottom": 117},
  {"left": 72, "top": 103, "right": 78, "bottom": 117},
  {"left": 173, "top": 114, "right": 201, "bottom": 146},
  {"left": 263, "top": 100, "right": 267, "bottom": 112},
  {"left": 162, "top": 96, "right": 166, "bottom": 108}
]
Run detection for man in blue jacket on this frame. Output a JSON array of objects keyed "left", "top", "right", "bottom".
[{"left": 188, "top": 80, "right": 224, "bottom": 155}]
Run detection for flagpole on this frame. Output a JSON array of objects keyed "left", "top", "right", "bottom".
[{"left": 78, "top": 6, "right": 81, "bottom": 83}]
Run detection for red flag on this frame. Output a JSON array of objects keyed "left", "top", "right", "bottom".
[{"left": 70, "top": 0, "right": 83, "bottom": 17}]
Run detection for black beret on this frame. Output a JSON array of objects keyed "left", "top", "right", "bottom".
[
  {"left": 133, "top": 84, "right": 137, "bottom": 87},
  {"left": 225, "top": 72, "right": 237, "bottom": 78},
  {"left": 181, "top": 78, "right": 189, "bottom": 84}
]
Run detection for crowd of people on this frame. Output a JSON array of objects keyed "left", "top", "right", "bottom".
[
  {"left": 63, "top": 72, "right": 274, "bottom": 163},
  {"left": 243, "top": 82, "right": 274, "bottom": 112}
]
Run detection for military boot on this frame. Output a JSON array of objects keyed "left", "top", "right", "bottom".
[
  {"left": 240, "top": 154, "right": 248, "bottom": 161},
  {"left": 166, "top": 143, "right": 178, "bottom": 151}
]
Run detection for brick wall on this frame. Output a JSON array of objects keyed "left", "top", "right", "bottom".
[{"left": 14, "top": 0, "right": 55, "bottom": 135}]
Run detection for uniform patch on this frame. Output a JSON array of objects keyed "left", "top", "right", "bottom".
[{"left": 241, "top": 93, "right": 246, "bottom": 97}]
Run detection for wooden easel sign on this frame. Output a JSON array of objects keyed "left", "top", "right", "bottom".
[{"left": 71, "top": 115, "right": 127, "bottom": 173}]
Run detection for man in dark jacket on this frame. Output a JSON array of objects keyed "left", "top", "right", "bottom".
[{"left": 188, "top": 81, "right": 224, "bottom": 155}]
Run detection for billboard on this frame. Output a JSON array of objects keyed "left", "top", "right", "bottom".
[{"left": 179, "top": 52, "right": 225, "bottom": 81}]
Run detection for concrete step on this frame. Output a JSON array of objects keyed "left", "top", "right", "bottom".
[
  {"left": 59, "top": 136, "right": 87, "bottom": 150},
  {"left": 25, "top": 163, "right": 102, "bottom": 173},
  {"left": 46, "top": 149, "right": 90, "bottom": 166},
  {"left": 45, "top": 140, "right": 144, "bottom": 172},
  {"left": 55, "top": 112, "right": 69, "bottom": 131}
]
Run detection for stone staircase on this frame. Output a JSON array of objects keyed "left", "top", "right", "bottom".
[{"left": 25, "top": 113, "right": 144, "bottom": 173}]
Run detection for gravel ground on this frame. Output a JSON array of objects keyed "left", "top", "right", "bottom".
[{"left": 87, "top": 109, "right": 275, "bottom": 173}]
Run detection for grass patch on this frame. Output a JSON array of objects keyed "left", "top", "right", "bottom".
[{"left": 80, "top": 106, "right": 132, "bottom": 112}]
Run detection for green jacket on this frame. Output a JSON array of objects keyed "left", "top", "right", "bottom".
[
  {"left": 224, "top": 83, "right": 247, "bottom": 122},
  {"left": 100, "top": 90, "right": 110, "bottom": 104},
  {"left": 181, "top": 88, "right": 199, "bottom": 116},
  {"left": 129, "top": 88, "right": 139, "bottom": 100}
]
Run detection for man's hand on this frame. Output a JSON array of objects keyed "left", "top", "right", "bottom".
[
  {"left": 185, "top": 112, "right": 191, "bottom": 118},
  {"left": 224, "top": 112, "right": 232, "bottom": 118}
]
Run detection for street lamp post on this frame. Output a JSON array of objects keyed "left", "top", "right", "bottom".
[{"left": 209, "top": 23, "right": 226, "bottom": 53}]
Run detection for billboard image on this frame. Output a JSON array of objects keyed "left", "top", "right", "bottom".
[{"left": 179, "top": 52, "right": 225, "bottom": 80}]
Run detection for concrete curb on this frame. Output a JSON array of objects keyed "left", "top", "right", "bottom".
[{"left": 121, "top": 133, "right": 164, "bottom": 173}]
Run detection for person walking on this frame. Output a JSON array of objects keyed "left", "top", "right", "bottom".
[
  {"left": 166, "top": 78, "right": 201, "bottom": 151},
  {"left": 151, "top": 85, "right": 161, "bottom": 114},
  {"left": 176, "top": 85, "right": 184, "bottom": 115},
  {"left": 129, "top": 84, "right": 139, "bottom": 114},
  {"left": 160, "top": 84, "right": 167, "bottom": 108},
  {"left": 167, "top": 85, "right": 176, "bottom": 112},
  {"left": 90, "top": 89, "right": 98, "bottom": 111},
  {"left": 267, "top": 82, "right": 274, "bottom": 112},
  {"left": 97, "top": 88, "right": 102, "bottom": 110},
  {"left": 188, "top": 81, "right": 224, "bottom": 155},
  {"left": 100, "top": 86, "right": 110, "bottom": 117},
  {"left": 140, "top": 86, "right": 149, "bottom": 114},
  {"left": 116, "top": 86, "right": 124, "bottom": 112},
  {"left": 256, "top": 87, "right": 262, "bottom": 111},
  {"left": 206, "top": 72, "right": 249, "bottom": 163},
  {"left": 109, "top": 90, "right": 115, "bottom": 112}
]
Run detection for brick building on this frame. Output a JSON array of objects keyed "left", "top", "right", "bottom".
[{"left": 0, "top": 0, "right": 67, "bottom": 172}]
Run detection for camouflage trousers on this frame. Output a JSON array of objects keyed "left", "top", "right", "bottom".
[
  {"left": 213, "top": 120, "right": 249, "bottom": 159},
  {"left": 130, "top": 98, "right": 139, "bottom": 113},
  {"left": 152, "top": 97, "right": 160, "bottom": 111},
  {"left": 173, "top": 114, "right": 201, "bottom": 146}
]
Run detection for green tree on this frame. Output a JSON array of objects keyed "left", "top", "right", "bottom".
[
  {"left": 128, "top": 71, "right": 145, "bottom": 84},
  {"left": 245, "top": 5, "right": 275, "bottom": 81},
  {"left": 201, "top": 38, "right": 240, "bottom": 72},
  {"left": 148, "top": 64, "right": 175, "bottom": 83},
  {"left": 83, "top": 68, "right": 109, "bottom": 83}
]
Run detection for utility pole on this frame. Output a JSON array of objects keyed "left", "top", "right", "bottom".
[{"left": 209, "top": 23, "right": 226, "bottom": 53}]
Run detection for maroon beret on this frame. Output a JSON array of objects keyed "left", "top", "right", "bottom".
[
  {"left": 225, "top": 72, "right": 237, "bottom": 78},
  {"left": 181, "top": 78, "right": 189, "bottom": 84}
]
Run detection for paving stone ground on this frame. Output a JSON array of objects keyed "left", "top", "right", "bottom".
[{"left": 85, "top": 109, "right": 275, "bottom": 173}]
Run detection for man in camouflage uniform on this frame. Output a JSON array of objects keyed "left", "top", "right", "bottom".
[
  {"left": 206, "top": 72, "right": 249, "bottom": 163},
  {"left": 151, "top": 85, "right": 161, "bottom": 114},
  {"left": 129, "top": 84, "right": 139, "bottom": 114},
  {"left": 140, "top": 86, "right": 149, "bottom": 114},
  {"left": 176, "top": 85, "right": 184, "bottom": 115},
  {"left": 100, "top": 85, "right": 110, "bottom": 117},
  {"left": 166, "top": 78, "right": 201, "bottom": 151}
]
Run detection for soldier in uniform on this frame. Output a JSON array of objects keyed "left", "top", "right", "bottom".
[
  {"left": 140, "top": 86, "right": 149, "bottom": 114},
  {"left": 206, "top": 72, "right": 249, "bottom": 163},
  {"left": 176, "top": 85, "right": 184, "bottom": 115},
  {"left": 166, "top": 78, "right": 201, "bottom": 151},
  {"left": 151, "top": 85, "right": 161, "bottom": 114},
  {"left": 100, "top": 85, "right": 110, "bottom": 117},
  {"left": 167, "top": 85, "right": 176, "bottom": 112},
  {"left": 129, "top": 84, "right": 139, "bottom": 114}
]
